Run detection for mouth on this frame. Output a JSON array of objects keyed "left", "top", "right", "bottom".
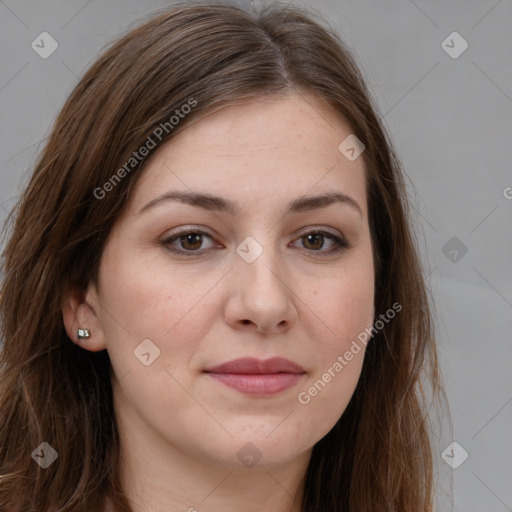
[{"left": 203, "top": 357, "right": 306, "bottom": 396}]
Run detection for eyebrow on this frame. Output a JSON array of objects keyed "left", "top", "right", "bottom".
[{"left": 138, "top": 190, "right": 363, "bottom": 218}]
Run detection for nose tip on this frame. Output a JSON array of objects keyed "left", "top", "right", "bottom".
[{"left": 225, "top": 247, "right": 297, "bottom": 334}]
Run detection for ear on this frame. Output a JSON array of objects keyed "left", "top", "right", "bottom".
[{"left": 62, "top": 282, "right": 107, "bottom": 352}]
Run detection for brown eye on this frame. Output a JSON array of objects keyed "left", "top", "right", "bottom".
[
  {"left": 161, "top": 229, "right": 218, "bottom": 256},
  {"left": 292, "top": 230, "right": 350, "bottom": 255},
  {"left": 179, "top": 233, "right": 203, "bottom": 251},
  {"left": 302, "top": 233, "right": 325, "bottom": 250}
]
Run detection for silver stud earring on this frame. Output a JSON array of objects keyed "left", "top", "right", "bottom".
[{"left": 77, "top": 328, "right": 91, "bottom": 339}]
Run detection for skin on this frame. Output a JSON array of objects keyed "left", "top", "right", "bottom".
[{"left": 62, "top": 92, "right": 375, "bottom": 512}]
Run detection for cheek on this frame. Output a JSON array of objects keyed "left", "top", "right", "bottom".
[
  {"left": 96, "top": 252, "right": 217, "bottom": 420},
  {"left": 294, "top": 309, "right": 370, "bottom": 443},
  {"left": 98, "top": 244, "right": 215, "bottom": 340},
  {"left": 295, "top": 351, "right": 365, "bottom": 444},
  {"left": 302, "top": 263, "right": 374, "bottom": 352},
  {"left": 96, "top": 248, "right": 227, "bottom": 394},
  {"left": 293, "top": 261, "right": 374, "bottom": 434}
]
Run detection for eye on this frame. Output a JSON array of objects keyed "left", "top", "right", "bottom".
[
  {"left": 291, "top": 230, "right": 350, "bottom": 255},
  {"left": 160, "top": 227, "right": 350, "bottom": 257},
  {"left": 161, "top": 229, "right": 219, "bottom": 256}
]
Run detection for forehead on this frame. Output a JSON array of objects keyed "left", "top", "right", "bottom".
[{"left": 128, "top": 93, "right": 368, "bottom": 217}]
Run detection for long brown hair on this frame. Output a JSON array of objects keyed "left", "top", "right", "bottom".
[{"left": 0, "top": 2, "right": 446, "bottom": 510}]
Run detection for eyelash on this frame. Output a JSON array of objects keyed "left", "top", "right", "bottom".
[{"left": 160, "top": 228, "right": 351, "bottom": 257}]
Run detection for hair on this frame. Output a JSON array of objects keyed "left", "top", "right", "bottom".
[{"left": 0, "top": 1, "right": 447, "bottom": 511}]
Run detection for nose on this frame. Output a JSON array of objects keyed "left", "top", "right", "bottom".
[{"left": 223, "top": 245, "right": 298, "bottom": 335}]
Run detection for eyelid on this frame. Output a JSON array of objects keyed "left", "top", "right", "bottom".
[
  {"left": 293, "top": 225, "right": 344, "bottom": 240},
  {"left": 162, "top": 225, "right": 215, "bottom": 239}
]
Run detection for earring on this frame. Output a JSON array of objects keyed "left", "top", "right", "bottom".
[{"left": 77, "top": 328, "right": 91, "bottom": 339}]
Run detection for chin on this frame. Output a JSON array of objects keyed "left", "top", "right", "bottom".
[{"left": 196, "top": 428, "right": 311, "bottom": 470}]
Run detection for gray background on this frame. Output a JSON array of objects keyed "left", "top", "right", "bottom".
[{"left": 1, "top": 1, "right": 511, "bottom": 510}]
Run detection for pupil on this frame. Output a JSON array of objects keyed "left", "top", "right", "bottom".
[
  {"left": 182, "top": 233, "right": 202, "bottom": 250},
  {"left": 306, "top": 234, "right": 323, "bottom": 250}
]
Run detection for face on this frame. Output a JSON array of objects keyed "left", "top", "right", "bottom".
[{"left": 65, "top": 93, "right": 375, "bottom": 470}]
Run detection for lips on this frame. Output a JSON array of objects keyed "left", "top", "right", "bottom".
[
  {"left": 203, "top": 357, "right": 306, "bottom": 396},
  {"left": 204, "top": 357, "right": 305, "bottom": 375}
]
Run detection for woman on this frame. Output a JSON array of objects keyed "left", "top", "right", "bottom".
[{"left": 0, "top": 2, "right": 446, "bottom": 511}]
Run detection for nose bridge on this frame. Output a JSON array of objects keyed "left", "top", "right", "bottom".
[{"left": 235, "top": 234, "right": 288, "bottom": 299}]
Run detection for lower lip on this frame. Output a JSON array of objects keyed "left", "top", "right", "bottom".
[{"left": 205, "top": 372, "right": 304, "bottom": 395}]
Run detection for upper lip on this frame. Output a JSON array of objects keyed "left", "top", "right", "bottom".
[{"left": 204, "top": 357, "right": 305, "bottom": 374}]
